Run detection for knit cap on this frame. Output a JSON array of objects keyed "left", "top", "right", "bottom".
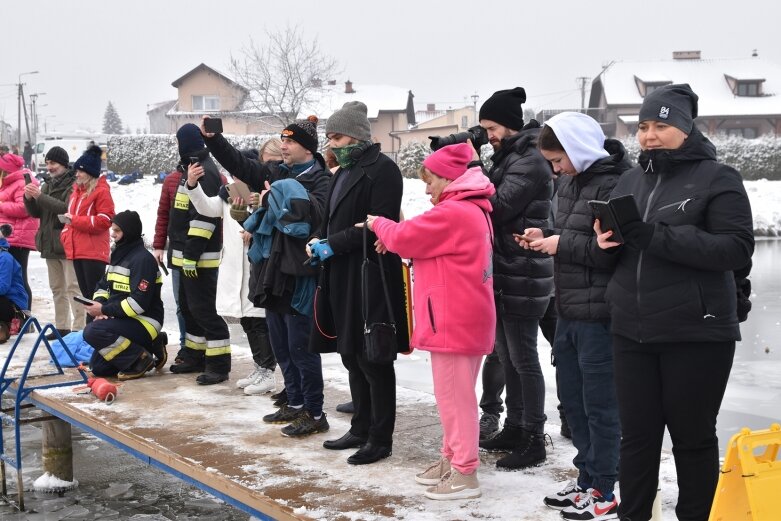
[
  {"left": 422, "top": 143, "right": 474, "bottom": 181},
  {"left": 112, "top": 210, "right": 142, "bottom": 244},
  {"left": 638, "top": 83, "right": 699, "bottom": 134},
  {"left": 45, "top": 146, "right": 70, "bottom": 168},
  {"left": 325, "top": 101, "right": 371, "bottom": 141},
  {"left": 72, "top": 146, "right": 103, "bottom": 177},
  {"left": 0, "top": 154, "right": 24, "bottom": 173},
  {"left": 479, "top": 87, "right": 527, "bottom": 131},
  {"left": 281, "top": 115, "right": 319, "bottom": 154}
]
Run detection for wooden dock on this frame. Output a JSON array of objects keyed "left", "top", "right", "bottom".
[{"left": 1, "top": 306, "right": 581, "bottom": 520}]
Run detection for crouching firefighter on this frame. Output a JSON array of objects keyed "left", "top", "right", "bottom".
[{"left": 84, "top": 210, "right": 168, "bottom": 380}]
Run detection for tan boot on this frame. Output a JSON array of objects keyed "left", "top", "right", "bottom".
[
  {"left": 415, "top": 457, "right": 451, "bottom": 485},
  {"left": 424, "top": 468, "right": 481, "bottom": 500}
]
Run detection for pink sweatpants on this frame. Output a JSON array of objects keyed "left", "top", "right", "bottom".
[{"left": 430, "top": 351, "right": 483, "bottom": 475}]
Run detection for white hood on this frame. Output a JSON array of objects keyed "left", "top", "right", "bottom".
[{"left": 545, "top": 112, "right": 609, "bottom": 173}]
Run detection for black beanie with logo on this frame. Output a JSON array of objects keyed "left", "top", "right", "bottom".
[{"left": 638, "top": 83, "right": 699, "bottom": 134}]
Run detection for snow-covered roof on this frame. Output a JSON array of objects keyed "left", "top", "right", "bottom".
[
  {"left": 171, "top": 63, "right": 248, "bottom": 93},
  {"left": 600, "top": 56, "right": 781, "bottom": 117},
  {"left": 300, "top": 83, "right": 411, "bottom": 120}
]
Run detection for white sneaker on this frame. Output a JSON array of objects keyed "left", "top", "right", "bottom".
[
  {"left": 244, "top": 368, "right": 275, "bottom": 395},
  {"left": 236, "top": 364, "right": 264, "bottom": 389}
]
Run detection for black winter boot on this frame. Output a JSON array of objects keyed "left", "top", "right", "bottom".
[
  {"left": 496, "top": 429, "right": 548, "bottom": 470},
  {"left": 478, "top": 423, "right": 525, "bottom": 452}
]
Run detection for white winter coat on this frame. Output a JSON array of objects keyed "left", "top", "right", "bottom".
[{"left": 187, "top": 182, "right": 264, "bottom": 318}]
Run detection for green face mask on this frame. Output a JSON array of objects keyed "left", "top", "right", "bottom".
[{"left": 330, "top": 143, "right": 365, "bottom": 169}]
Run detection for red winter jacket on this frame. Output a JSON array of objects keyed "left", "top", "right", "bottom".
[
  {"left": 153, "top": 171, "right": 181, "bottom": 250},
  {"left": 0, "top": 169, "right": 40, "bottom": 250},
  {"left": 61, "top": 176, "right": 115, "bottom": 263}
]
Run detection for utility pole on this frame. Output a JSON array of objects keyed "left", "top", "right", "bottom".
[
  {"left": 17, "top": 71, "right": 38, "bottom": 147},
  {"left": 576, "top": 76, "right": 590, "bottom": 111},
  {"left": 471, "top": 92, "right": 479, "bottom": 127}
]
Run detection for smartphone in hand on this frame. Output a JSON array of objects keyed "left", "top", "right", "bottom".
[
  {"left": 57, "top": 214, "right": 71, "bottom": 224},
  {"left": 513, "top": 233, "right": 532, "bottom": 242},
  {"left": 23, "top": 173, "right": 32, "bottom": 184},
  {"left": 203, "top": 117, "right": 223, "bottom": 134},
  {"left": 73, "top": 295, "right": 96, "bottom": 305}
]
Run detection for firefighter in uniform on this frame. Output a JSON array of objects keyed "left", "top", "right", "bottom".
[
  {"left": 167, "top": 123, "right": 230, "bottom": 385},
  {"left": 84, "top": 210, "right": 167, "bottom": 380}
]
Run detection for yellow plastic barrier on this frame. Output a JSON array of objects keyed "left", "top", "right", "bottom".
[{"left": 709, "top": 423, "right": 781, "bottom": 521}]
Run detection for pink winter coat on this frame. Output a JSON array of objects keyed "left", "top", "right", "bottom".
[
  {"left": 372, "top": 167, "right": 496, "bottom": 355},
  {"left": 0, "top": 169, "right": 40, "bottom": 250}
]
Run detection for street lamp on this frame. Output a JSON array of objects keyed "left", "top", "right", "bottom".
[
  {"left": 471, "top": 92, "right": 479, "bottom": 126},
  {"left": 29, "top": 92, "right": 46, "bottom": 141},
  {"left": 17, "top": 70, "right": 39, "bottom": 147}
]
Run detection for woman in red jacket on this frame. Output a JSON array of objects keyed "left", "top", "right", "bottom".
[
  {"left": 364, "top": 143, "right": 496, "bottom": 500},
  {"left": 60, "top": 146, "right": 114, "bottom": 323},
  {"left": 0, "top": 153, "right": 40, "bottom": 310}
]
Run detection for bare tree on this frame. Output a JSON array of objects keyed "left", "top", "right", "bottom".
[{"left": 230, "top": 24, "right": 340, "bottom": 126}]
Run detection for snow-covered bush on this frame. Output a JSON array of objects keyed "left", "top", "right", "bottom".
[
  {"left": 620, "top": 134, "right": 781, "bottom": 181},
  {"left": 107, "top": 134, "right": 277, "bottom": 175},
  {"left": 397, "top": 141, "right": 430, "bottom": 178}
]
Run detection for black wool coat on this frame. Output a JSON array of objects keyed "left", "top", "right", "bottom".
[
  {"left": 310, "top": 144, "right": 410, "bottom": 357},
  {"left": 487, "top": 121, "right": 555, "bottom": 319}
]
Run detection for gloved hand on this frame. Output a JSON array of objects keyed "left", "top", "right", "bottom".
[
  {"left": 309, "top": 240, "right": 334, "bottom": 262},
  {"left": 229, "top": 201, "right": 250, "bottom": 222},
  {"left": 622, "top": 220, "right": 655, "bottom": 250},
  {"left": 182, "top": 259, "right": 198, "bottom": 278}
]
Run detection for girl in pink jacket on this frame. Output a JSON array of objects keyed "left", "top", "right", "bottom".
[
  {"left": 365, "top": 143, "right": 496, "bottom": 500},
  {"left": 0, "top": 153, "right": 39, "bottom": 310}
]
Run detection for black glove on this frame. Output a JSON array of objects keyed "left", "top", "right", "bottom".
[{"left": 622, "top": 220, "right": 654, "bottom": 250}]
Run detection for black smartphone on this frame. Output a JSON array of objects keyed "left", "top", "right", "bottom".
[
  {"left": 203, "top": 117, "right": 223, "bottom": 134},
  {"left": 189, "top": 156, "right": 200, "bottom": 166},
  {"left": 23, "top": 173, "right": 32, "bottom": 184},
  {"left": 158, "top": 260, "right": 169, "bottom": 276},
  {"left": 589, "top": 200, "right": 624, "bottom": 243},
  {"left": 73, "top": 295, "right": 96, "bottom": 305}
]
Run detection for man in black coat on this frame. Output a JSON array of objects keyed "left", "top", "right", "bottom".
[
  {"left": 475, "top": 88, "right": 555, "bottom": 470},
  {"left": 308, "top": 101, "right": 409, "bottom": 465}
]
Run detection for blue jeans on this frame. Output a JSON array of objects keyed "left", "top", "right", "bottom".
[
  {"left": 266, "top": 311, "right": 323, "bottom": 417},
  {"left": 494, "top": 315, "right": 546, "bottom": 432},
  {"left": 554, "top": 319, "right": 620, "bottom": 495},
  {"left": 171, "top": 268, "right": 186, "bottom": 349}
]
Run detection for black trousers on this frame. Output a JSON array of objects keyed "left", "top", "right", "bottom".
[
  {"left": 9, "top": 247, "right": 31, "bottom": 311},
  {"left": 240, "top": 316, "right": 275, "bottom": 371},
  {"left": 0, "top": 295, "right": 16, "bottom": 322},
  {"left": 480, "top": 296, "right": 558, "bottom": 417},
  {"left": 341, "top": 352, "right": 396, "bottom": 446},
  {"left": 73, "top": 259, "right": 107, "bottom": 325},
  {"left": 177, "top": 268, "right": 231, "bottom": 375},
  {"left": 85, "top": 317, "right": 154, "bottom": 376},
  {"left": 613, "top": 335, "right": 735, "bottom": 521}
]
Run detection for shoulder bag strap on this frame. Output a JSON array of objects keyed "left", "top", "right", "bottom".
[{"left": 362, "top": 221, "right": 396, "bottom": 330}]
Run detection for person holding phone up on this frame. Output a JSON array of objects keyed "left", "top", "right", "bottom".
[
  {"left": 594, "top": 84, "right": 754, "bottom": 521},
  {"left": 519, "top": 112, "right": 632, "bottom": 519},
  {"left": 24, "top": 146, "right": 86, "bottom": 337},
  {"left": 0, "top": 153, "right": 40, "bottom": 312}
]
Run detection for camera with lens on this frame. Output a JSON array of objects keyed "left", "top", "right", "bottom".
[{"left": 428, "top": 125, "right": 489, "bottom": 151}]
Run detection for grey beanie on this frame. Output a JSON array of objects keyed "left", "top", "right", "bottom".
[
  {"left": 638, "top": 83, "right": 699, "bottom": 134},
  {"left": 326, "top": 101, "right": 371, "bottom": 141}
]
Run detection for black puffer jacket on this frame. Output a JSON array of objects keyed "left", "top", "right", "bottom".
[
  {"left": 487, "top": 120, "right": 554, "bottom": 318},
  {"left": 606, "top": 128, "right": 754, "bottom": 343},
  {"left": 554, "top": 139, "right": 632, "bottom": 320}
]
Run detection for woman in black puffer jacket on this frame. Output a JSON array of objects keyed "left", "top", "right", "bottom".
[{"left": 596, "top": 84, "right": 754, "bottom": 521}]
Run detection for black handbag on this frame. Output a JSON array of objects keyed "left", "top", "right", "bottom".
[{"left": 362, "top": 222, "right": 397, "bottom": 364}]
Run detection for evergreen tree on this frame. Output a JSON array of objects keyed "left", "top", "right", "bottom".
[{"left": 103, "top": 101, "right": 124, "bottom": 134}]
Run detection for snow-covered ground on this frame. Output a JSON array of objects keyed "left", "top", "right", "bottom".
[{"left": 19, "top": 174, "right": 781, "bottom": 520}]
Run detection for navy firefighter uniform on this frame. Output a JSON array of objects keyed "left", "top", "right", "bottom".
[{"left": 86, "top": 210, "right": 166, "bottom": 380}]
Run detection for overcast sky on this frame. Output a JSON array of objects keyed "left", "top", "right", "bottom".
[{"left": 4, "top": 0, "right": 781, "bottom": 137}]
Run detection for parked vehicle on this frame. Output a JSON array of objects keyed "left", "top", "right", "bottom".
[{"left": 34, "top": 135, "right": 107, "bottom": 176}]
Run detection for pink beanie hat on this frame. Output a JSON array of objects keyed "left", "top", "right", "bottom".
[
  {"left": 0, "top": 153, "right": 24, "bottom": 173},
  {"left": 422, "top": 143, "right": 473, "bottom": 181}
]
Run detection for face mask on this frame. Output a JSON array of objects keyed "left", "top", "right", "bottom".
[{"left": 330, "top": 144, "right": 365, "bottom": 169}]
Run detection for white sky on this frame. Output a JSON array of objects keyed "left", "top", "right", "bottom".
[{"left": 5, "top": 0, "right": 781, "bottom": 135}]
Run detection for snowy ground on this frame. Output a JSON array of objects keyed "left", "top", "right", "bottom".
[{"left": 16, "top": 174, "right": 781, "bottom": 520}]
